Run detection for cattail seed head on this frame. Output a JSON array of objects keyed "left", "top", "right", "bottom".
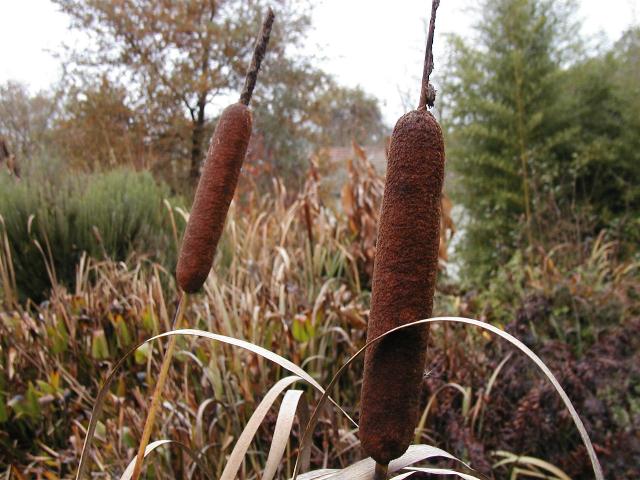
[
  {"left": 176, "top": 103, "right": 252, "bottom": 293},
  {"left": 359, "top": 108, "right": 445, "bottom": 465}
]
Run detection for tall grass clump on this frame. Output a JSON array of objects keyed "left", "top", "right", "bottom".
[{"left": 0, "top": 169, "right": 182, "bottom": 301}]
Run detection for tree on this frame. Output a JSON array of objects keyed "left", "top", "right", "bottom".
[
  {"left": 609, "top": 28, "right": 640, "bottom": 233},
  {"left": 53, "top": 0, "right": 312, "bottom": 181},
  {"left": 52, "top": 76, "right": 152, "bottom": 171},
  {"left": 442, "top": 0, "right": 579, "bottom": 280},
  {"left": 0, "top": 81, "right": 58, "bottom": 163},
  {"left": 249, "top": 56, "right": 387, "bottom": 182},
  {"left": 558, "top": 27, "right": 640, "bottom": 245},
  {"left": 307, "top": 82, "right": 387, "bottom": 147}
]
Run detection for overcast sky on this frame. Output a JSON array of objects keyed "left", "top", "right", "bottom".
[{"left": 1, "top": 0, "right": 637, "bottom": 123}]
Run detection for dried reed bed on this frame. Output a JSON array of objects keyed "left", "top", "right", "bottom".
[
  {"left": 0, "top": 147, "right": 385, "bottom": 478},
  {"left": 1, "top": 148, "right": 632, "bottom": 478}
]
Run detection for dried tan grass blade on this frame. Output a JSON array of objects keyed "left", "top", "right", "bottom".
[
  {"left": 75, "top": 328, "right": 352, "bottom": 479},
  {"left": 262, "top": 389, "right": 305, "bottom": 480},
  {"left": 221, "top": 376, "right": 301, "bottom": 480},
  {"left": 119, "top": 439, "right": 210, "bottom": 480}
]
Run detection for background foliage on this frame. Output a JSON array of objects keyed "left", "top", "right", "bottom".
[
  {"left": 443, "top": 0, "right": 640, "bottom": 282},
  {"left": 0, "top": 169, "right": 181, "bottom": 301}
]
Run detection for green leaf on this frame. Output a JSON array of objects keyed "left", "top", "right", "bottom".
[
  {"left": 134, "top": 342, "right": 150, "bottom": 365},
  {"left": 292, "top": 316, "right": 315, "bottom": 342},
  {"left": 91, "top": 329, "right": 110, "bottom": 360},
  {"left": 292, "top": 317, "right": 310, "bottom": 342},
  {"left": 0, "top": 397, "right": 7, "bottom": 423}
]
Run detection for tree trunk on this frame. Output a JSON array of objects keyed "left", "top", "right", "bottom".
[{"left": 189, "top": 96, "right": 207, "bottom": 181}]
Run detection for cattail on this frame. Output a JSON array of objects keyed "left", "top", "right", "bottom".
[
  {"left": 359, "top": 108, "right": 445, "bottom": 465},
  {"left": 359, "top": 0, "right": 443, "bottom": 469},
  {"left": 127, "top": 10, "right": 275, "bottom": 480},
  {"left": 176, "top": 103, "right": 252, "bottom": 292},
  {"left": 175, "top": 8, "right": 274, "bottom": 293}
]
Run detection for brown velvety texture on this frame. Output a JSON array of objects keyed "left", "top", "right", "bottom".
[
  {"left": 176, "top": 103, "right": 252, "bottom": 293},
  {"left": 359, "top": 109, "right": 445, "bottom": 465}
]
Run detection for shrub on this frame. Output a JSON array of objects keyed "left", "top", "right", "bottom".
[
  {"left": 473, "top": 232, "right": 639, "bottom": 355},
  {"left": 0, "top": 169, "right": 182, "bottom": 301}
]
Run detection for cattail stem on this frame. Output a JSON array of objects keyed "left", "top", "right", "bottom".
[
  {"left": 130, "top": 293, "right": 188, "bottom": 480},
  {"left": 418, "top": 0, "right": 440, "bottom": 109},
  {"left": 240, "top": 7, "right": 275, "bottom": 106},
  {"left": 374, "top": 462, "right": 388, "bottom": 480}
]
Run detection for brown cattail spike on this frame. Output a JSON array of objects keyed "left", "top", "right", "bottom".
[
  {"left": 359, "top": 108, "right": 445, "bottom": 465},
  {"left": 176, "top": 103, "right": 252, "bottom": 293}
]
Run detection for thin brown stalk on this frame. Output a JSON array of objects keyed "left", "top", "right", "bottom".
[
  {"left": 418, "top": 0, "right": 441, "bottom": 109},
  {"left": 130, "top": 293, "right": 188, "bottom": 480},
  {"left": 239, "top": 7, "right": 275, "bottom": 106},
  {"left": 374, "top": 462, "right": 389, "bottom": 480}
]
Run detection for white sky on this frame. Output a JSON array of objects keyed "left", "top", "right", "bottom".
[{"left": 0, "top": 0, "right": 638, "bottom": 123}]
